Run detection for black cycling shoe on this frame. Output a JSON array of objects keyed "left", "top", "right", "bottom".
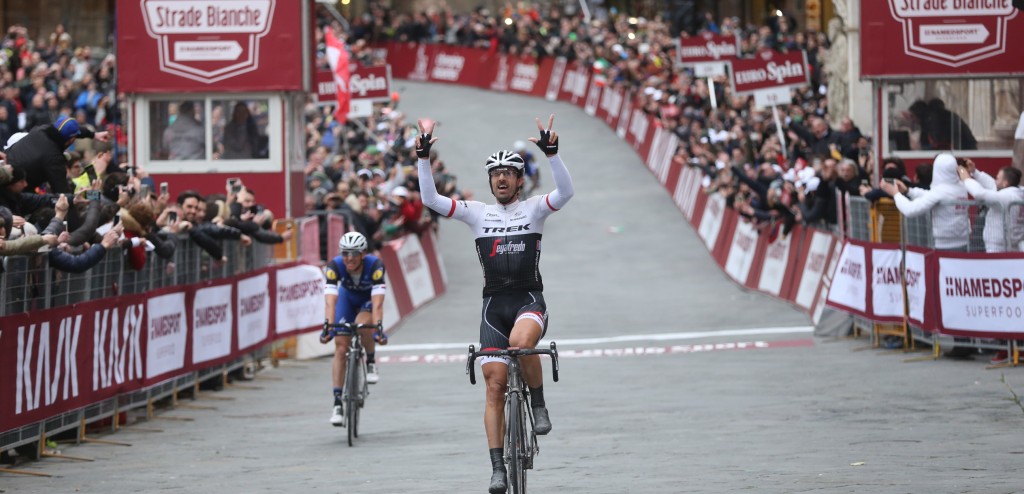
[
  {"left": 533, "top": 407, "right": 552, "bottom": 435},
  {"left": 488, "top": 469, "right": 508, "bottom": 493}
]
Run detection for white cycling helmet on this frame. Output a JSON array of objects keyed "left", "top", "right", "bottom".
[
  {"left": 338, "top": 231, "right": 368, "bottom": 252},
  {"left": 485, "top": 150, "right": 525, "bottom": 173},
  {"left": 513, "top": 140, "right": 527, "bottom": 152}
]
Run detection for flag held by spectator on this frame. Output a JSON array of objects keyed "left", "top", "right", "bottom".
[{"left": 324, "top": 27, "right": 351, "bottom": 124}]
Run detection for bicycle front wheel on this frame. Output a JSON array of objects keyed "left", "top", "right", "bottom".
[
  {"left": 346, "top": 350, "right": 363, "bottom": 446},
  {"left": 506, "top": 392, "right": 526, "bottom": 494}
]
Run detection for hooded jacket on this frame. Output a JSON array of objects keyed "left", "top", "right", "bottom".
[
  {"left": 963, "top": 171, "right": 1024, "bottom": 252},
  {"left": 893, "top": 153, "right": 970, "bottom": 250}
]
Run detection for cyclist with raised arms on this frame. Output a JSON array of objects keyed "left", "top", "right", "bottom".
[
  {"left": 321, "top": 231, "right": 387, "bottom": 427},
  {"left": 416, "top": 115, "right": 574, "bottom": 493}
]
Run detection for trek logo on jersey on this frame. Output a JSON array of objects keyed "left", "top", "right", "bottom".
[
  {"left": 483, "top": 224, "right": 531, "bottom": 234},
  {"left": 489, "top": 239, "right": 526, "bottom": 257},
  {"left": 324, "top": 267, "right": 337, "bottom": 281}
]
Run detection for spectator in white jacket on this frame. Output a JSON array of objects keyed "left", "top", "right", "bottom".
[
  {"left": 879, "top": 153, "right": 970, "bottom": 251},
  {"left": 959, "top": 164, "right": 1024, "bottom": 253}
]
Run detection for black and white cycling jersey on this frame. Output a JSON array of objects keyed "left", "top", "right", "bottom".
[{"left": 418, "top": 155, "right": 574, "bottom": 297}]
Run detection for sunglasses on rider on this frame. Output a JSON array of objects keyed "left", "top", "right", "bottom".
[
  {"left": 488, "top": 168, "right": 519, "bottom": 179},
  {"left": 341, "top": 250, "right": 363, "bottom": 258}
]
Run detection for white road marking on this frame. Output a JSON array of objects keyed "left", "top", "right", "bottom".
[
  {"left": 377, "top": 338, "right": 815, "bottom": 364},
  {"left": 377, "top": 326, "right": 814, "bottom": 352}
]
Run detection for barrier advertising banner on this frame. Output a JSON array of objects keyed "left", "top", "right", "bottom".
[
  {"left": 236, "top": 273, "right": 271, "bottom": 351},
  {"left": 937, "top": 254, "right": 1024, "bottom": 337},
  {"left": 118, "top": 0, "right": 306, "bottom": 92},
  {"left": 146, "top": 292, "right": 189, "bottom": 380},
  {"left": 274, "top": 264, "right": 325, "bottom": 336},
  {"left": 758, "top": 233, "right": 794, "bottom": 297},
  {"left": 697, "top": 193, "right": 727, "bottom": 251},
  {"left": 191, "top": 284, "right": 234, "bottom": 364},
  {"left": 794, "top": 230, "right": 835, "bottom": 309},
  {"left": 724, "top": 220, "right": 759, "bottom": 285},
  {"left": 862, "top": 1, "right": 1024, "bottom": 78},
  {"left": 826, "top": 241, "right": 869, "bottom": 314},
  {"left": 1, "top": 263, "right": 327, "bottom": 432}
]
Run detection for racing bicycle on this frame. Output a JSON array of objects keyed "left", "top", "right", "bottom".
[
  {"left": 467, "top": 343, "right": 560, "bottom": 494},
  {"left": 322, "top": 322, "right": 377, "bottom": 447}
]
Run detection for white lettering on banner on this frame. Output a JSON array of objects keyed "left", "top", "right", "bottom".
[
  {"left": 893, "top": 0, "right": 1014, "bottom": 17},
  {"left": 795, "top": 232, "right": 834, "bottom": 309},
  {"left": 725, "top": 221, "right": 759, "bottom": 284},
  {"left": 145, "top": 1, "right": 271, "bottom": 34},
  {"left": 735, "top": 60, "right": 805, "bottom": 86},
  {"left": 646, "top": 128, "right": 665, "bottom": 173},
  {"left": 93, "top": 305, "right": 144, "bottom": 392},
  {"left": 758, "top": 234, "right": 792, "bottom": 296},
  {"left": 826, "top": 243, "right": 868, "bottom": 312},
  {"left": 15, "top": 318, "right": 81, "bottom": 414},
  {"left": 409, "top": 45, "right": 430, "bottom": 81},
  {"left": 629, "top": 109, "right": 648, "bottom": 146},
  {"left": 565, "top": 66, "right": 588, "bottom": 102},
  {"left": 684, "top": 169, "right": 701, "bottom": 220},
  {"left": 146, "top": 292, "right": 188, "bottom": 379},
  {"left": 616, "top": 93, "right": 633, "bottom": 139},
  {"left": 490, "top": 55, "right": 510, "bottom": 91},
  {"left": 237, "top": 273, "right": 270, "bottom": 351},
  {"left": 940, "top": 257, "right": 1024, "bottom": 333},
  {"left": 545, "top": 57, "right": 567, "bottom": 101},
  {"left": 584, "top": 79, "right": 600, "bottom": 116},
  {"left": 510, "top": 62, "right": 538, "bottom": 92},
  {"left": 871, "top": 249, "right": 904, "bottom": 317},
  {"left": 192, "top": 285, "right": 233, "bottom": 364},
  {"left": 698, "top": 194, "right": 726, "bottom": 251},
  {"left": 350, "top": 73, "right": 388, "bottom": 97},
  {"left": 431, "top": 53, "right": 466, "bottom": 81},
  {"left": 398, "top": 236, "right": 435, "bottom": 308},
  {"left": 275, "top": 265, "right": 326, "bottom": 335},
  {"left": 680, "top": 41, "right": 737, "bottom": 60}
]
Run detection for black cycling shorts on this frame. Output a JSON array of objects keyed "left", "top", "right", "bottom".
[{"left": 479, "top": 291, "right": 548, "bottom": 352}]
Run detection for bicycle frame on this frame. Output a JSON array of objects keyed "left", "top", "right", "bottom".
[
  {"left": 467, "top": 343, "right": 560, "bottom": 494},
  {"left": 325, "top": 323, "right": 375, "bottom": 446}
]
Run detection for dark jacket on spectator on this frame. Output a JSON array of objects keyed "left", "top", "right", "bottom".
[
  {"left": 789, "top": 121, "right": 842, "bottom": 159},
  {"left": 5, "top": 123, "right": 96, "bottom": 193},
  {"left": 48, "top": 244, "right": 108, "bottom": 273}
]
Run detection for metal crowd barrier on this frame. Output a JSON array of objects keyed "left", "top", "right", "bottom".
[
  {"left": 1, "top": 237, "right": 274, "bottom": 458},
  {"left": 845, "top": 196, "right": 1024, "bottom": 357}
]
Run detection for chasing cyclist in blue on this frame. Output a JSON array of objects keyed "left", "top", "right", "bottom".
[{"left": 321, "top": 231, "right": 387, "bottom": 427}]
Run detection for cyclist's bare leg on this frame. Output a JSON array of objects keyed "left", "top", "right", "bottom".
[
  {"left": 509, "top": 318, "right": 544, "bottom": 389},
  {"left": 355, "top": 311, "right": 375, "bottom": 356},
  {"left": 332, "top": 335, "right": 352, "bottom": 388},
  {"left": 482, "top": 362, "right": 508, "bottom": 448}
]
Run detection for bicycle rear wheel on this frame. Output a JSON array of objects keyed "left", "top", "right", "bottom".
[{"left": 506, "top": 392, "right": 526, "bottom": 494}]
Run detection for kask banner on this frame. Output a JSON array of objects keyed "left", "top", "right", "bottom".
[{"left": 1, "top": 263, "right": 323, "bottom": 432}]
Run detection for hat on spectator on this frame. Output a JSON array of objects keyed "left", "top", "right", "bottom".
[
  {"left": 324, "top": 192, "right": 342, "bottom": 203},
  {"left": 372, "top": 168, "right": 386, "bottom": 179},
  {"left": 391, "top": 186, "right": 409, "bottom": 198},
  {"left": 357, "top": 168, "right": 373, "bottom": 180},
  {"left": 365, "top": 145, "right": 381, "bottom": 155},
  {"left": 804, "top": 177, "right": 821, "bottom": 193},
  {"left": 55, "top": 116, "right": 81, "bottom": 142}
]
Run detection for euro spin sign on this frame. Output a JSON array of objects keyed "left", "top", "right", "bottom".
[
  {"left": 729, "top": 49, "right": 809, "bottom": 95},
  {"left": 889, "top": 0, "right": 1018, "bottom": 67},
  {"left": 141, "top": 0, "right": 274, "bottom": 84},
  {"left": 677, "top": 33, "right": 739, "bottom": 64}
]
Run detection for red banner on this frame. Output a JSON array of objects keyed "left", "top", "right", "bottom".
[
  {"left": 0, "top": 262, "right": 321, "bottom": 432},
  {"left": 729, "top": 49, "right": 809, "bottom": 94},
  {"left": 118, "top": 0, "right": 306, "bottom": 92},
  {"left": 862, "top": 1, "right": 1024, "bottom": 78},
  {"left": 678, "top": 33, "right": 739, "bottom": 64},
  {"left": 315, "top": 66, "right": 392, "bottom": 105}
]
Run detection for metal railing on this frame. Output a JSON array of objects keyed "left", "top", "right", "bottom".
[{"left": 1, "top": 236, "right": 274, "bottom": 455}]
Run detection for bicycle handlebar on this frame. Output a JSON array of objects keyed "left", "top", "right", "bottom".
[
  {"left": 466, "top": 342, "right": 560, "bottom": 385},
  {"left": 322, "top": 322, "right": 378, "bottom": 339}
]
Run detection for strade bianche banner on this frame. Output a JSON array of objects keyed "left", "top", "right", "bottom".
[{"left": 1, "top": 263, "right": 322, "bottom": 432}]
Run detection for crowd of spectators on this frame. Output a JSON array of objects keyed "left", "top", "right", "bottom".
[
  {"left": 318, "top": 3, "right": 867, "bottom": 243},
  {"left": 0, "top": 24, "right": 289, "bottom": 278}
]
